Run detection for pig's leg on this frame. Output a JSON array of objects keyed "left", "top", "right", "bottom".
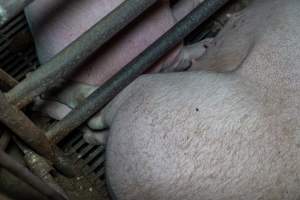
[
  {"left": 170, "top": 0, "right": 253, "bottom": 73},
  {"left": 188, "top": 8, "right": 257, "bottom": 73},
  {"left": 82, "top": 127, "right": 108, "bottom": 145},
  {"left": 163, "top": 0, "right": 209, "bottom": 72}
]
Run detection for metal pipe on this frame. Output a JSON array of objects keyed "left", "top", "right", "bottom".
[
  {"left": 0, "top": 91, "right": 54, "bottom": 157},
  {"left": 0, "top": 70, "right": 74, "bottom": 177},
  {"left": 0, "top": 0, "right": 33, "bottom": 26},
  {"left": 15, "top": 139, "right": 69, "bottom": 200},
  {"left": 6, "top": 0, "right": 158, "bottom": 108},
  {"left": 0, "top": 149, "right": 67, "bottom": 200},
  {"left": 47, "top": 0, "right": 230, "bottom": 143},
  {"left": 0, "top": 91, "right": 75, "bottom": 177},
  {"left": 0, "top": 131, "right": 10, "bottom": 150},
  {"left": 0, "top": 71, "right": 67, "bottom": 192},
  {"left": 0, "top": 69, "right": 18, "bottom": 91},
  {"left": 0, "top": 69, "right": 18, "bottom": 150}
]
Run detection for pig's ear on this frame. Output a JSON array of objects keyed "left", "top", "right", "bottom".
[{"left": 189, "top": 14, "right": 256, "bottom": 73}]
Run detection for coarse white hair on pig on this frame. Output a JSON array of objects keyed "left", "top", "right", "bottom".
[{"left": 101, "top": 0, "right": 300, "bottom": 199}]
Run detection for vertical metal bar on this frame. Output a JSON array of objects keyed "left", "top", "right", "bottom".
[
  {"left": 0, "top": 91, "right": 55, "bottom": 158},
  {"left": 6, "top": 0, "right": 158, "bottom": 108},
  {"left": 0, "top": 0, "right": 33, "bottom": 26},
  {"left": 0, "top": 69, "right": 18, "bottom": 150},
  {"left": 47, "top": 0, "right": 230, "bottom": 143},
  {"left": 0, "top": 149, "right": 67, "bottom": 200}
]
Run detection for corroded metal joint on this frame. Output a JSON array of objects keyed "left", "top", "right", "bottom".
[{"left": 0, "top": 90, "right": 75, "bottom": 177}]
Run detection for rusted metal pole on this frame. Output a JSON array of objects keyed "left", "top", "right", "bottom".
[
  {"left": 0, "top": 0, "right": 33, "bottom": 26},
  {"left": 0, "top": 71, "right": 73, "bottom": 177},
  {"left": 0, "top": 69, "right": 18, "bottom": 91},
  {"left": 6, "top": 0, "right": 158, "bottom": 108},
  {"left": 47, "top": 0, "right": 230, "bottom": 143},
  {"left": 0, "top": 70, "right": 74, "bottom": 176},
  {"left": 0, "top": 131, "right": 10, "bottom": 150},
  {"left": 0, "top": 91, "right": 53, "bottom": 157},
  {"left": 15, "top": 139, "right": 69, "bottom": 200},
  {"left": 0, "top": 91, "right": 75, "bottom": 177},
  {"left": 0, "top": 69, "right": 18, "bottom": 150},
  {"left": 0, "top": 149, "right": 67, "bottom": 200}
]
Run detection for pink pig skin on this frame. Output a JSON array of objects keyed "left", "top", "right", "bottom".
[{"left": 25, "top": 0, "right": 180, "bottom": 86}]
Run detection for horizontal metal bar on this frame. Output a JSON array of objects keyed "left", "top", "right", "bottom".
[
  {"left": 47, "top": 0, "right": 230, "bottom": 143},
  {"left": 87, "top": 156, "right": 105, "bottom": 174},
  {"left": 75, "top": 144, "right": 95, "bottom": 162},
  {"left": 81, "top": 146, "right": 104, "bottom": 167},
  {"left": 5, "top": 0, "right": 158, "bottom": 108}
]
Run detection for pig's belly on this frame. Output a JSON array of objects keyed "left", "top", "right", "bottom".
[
  {"left": 104, "top": 72, "right": 300, "bottom": 200},
  {"left": 25, "top": 0, "right": 178, "bottom": 86}
]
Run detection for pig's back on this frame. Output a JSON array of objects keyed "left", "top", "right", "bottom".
[{"left": 25, "top": 0, "right": 178, "bottom": 86}]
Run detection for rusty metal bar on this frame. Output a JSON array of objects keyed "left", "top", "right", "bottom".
[
  {"left": 0, "top": 69, "right": 18, "bottom": 150},
  {"left": 0, "top": 149, "right": 67, "bottom": 200},
  {"left": 0, "top": 71, "right": 74, "bottom": 176},
  {"left": 0, "top": 0, "right": 33, "bottom": 26},
  {"left": 0, "top": 90, "right": 54, "bottom": 157},
  {"left": 15, "top": 139, "right": 69, "bottom": 200},
  {"left": 0, "top": 69, "right": 18, "bottom": 91},
  {"left": 0, "top": 91, "right": 75, "bottom": 177},
  {"left": 6, "top": 0, "right": 158, "bottom": 108},
  {"left": 0, "top": 131, "right": 10, "bottom": 150},
  {"left": 47, "top": 0, "right": 230, "bottom": 143}
]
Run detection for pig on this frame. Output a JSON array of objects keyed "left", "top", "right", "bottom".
[
  {"left": 26, "top": 0, "right": 207, "bottom": 121},
  {"left": 88, "top": 0, "right": 299, "bottom": 199},
  {"left": 27, "top": 0, "right": 300, "bottom": 198},
  {"left": 25, "top": 0, "right": 206, "bottom": 86}
]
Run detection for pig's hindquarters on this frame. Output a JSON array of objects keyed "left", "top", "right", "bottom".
[{"left": 104, "top": 72, "right": 300, "bottom": 200}]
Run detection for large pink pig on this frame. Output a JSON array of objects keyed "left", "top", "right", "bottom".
[
  {"left": 26, "top": 0, "right": 206, "bottom": 120},
  {"left": 98, "top": 0, "right": 300, "bottom": 199},
  {"left": 26, "top": 0, "right": 206, "bottom": 85},
  {"left": 25, "top": 0, "right": 300, "bottom": 199}
]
